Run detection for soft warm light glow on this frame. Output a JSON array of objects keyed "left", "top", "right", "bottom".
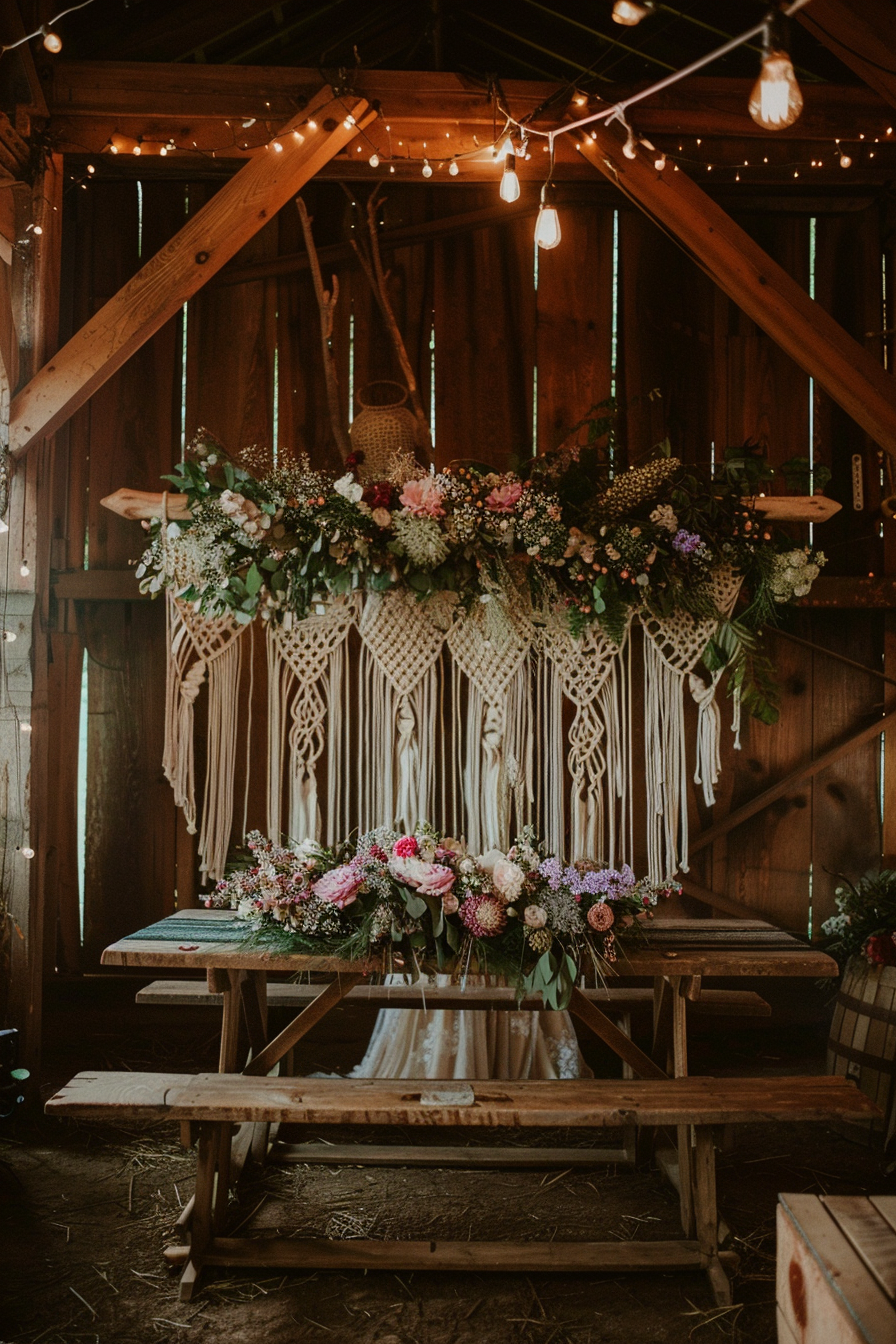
[
  {"left": 41, "top": 26, "right": 62, "bottom": 53},
  {"left": 622, "top": 131, "right": 638, "bottom": 160},
  {"left": 307, "top": 119, "right": 318, "bottom": 131},
  {"left": 748, "top": 50, "right": 803, "bottom": 130},
  {"left": 654, "top": 154, "right": 666, "bottom": 171},
  {"left": 21, "top": 847, "right": 34, "bottom": 859},
  {"left": 495, "top": 135, "right": 515, "bottom": 160},
  {"left": 840, "top": 153, "right": 852, "bottom": 168},
  {"left": 612, "top": 0, "right": 651, "bottom": 24},
  {"left": 369, "top": 153, "right": 380, "bottom": 167},
  {"left": 272, "top": 140, "right": 283, "bottom": 153},
  {"left": 20, "top": 722, "right": 31, "bottom": 733},
  {"left": 3, "top": 630, "right": 17, "bottom": 641},
  {"left": 535, "top": 203, "right": 561, "bottom": 250},
  {"left": 422, "top": 159, "right": 433, "bottom": 177},
  {"left": 132, "top": 143, "right": 142, "bottom": 156},
  {"left": 19, "top": 562, "right": 29, "bottom": 577},
  {"left": 448, "top": 160, "right": 459, "bottom": 175},
  {"left": 500, "top": 153, "right": 520, "bottom": 203}
]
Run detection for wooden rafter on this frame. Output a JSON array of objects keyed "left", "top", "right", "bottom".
[
  {"left": 8, "top": 85, "right": 377, "bottom": 459},
  {"left": 797, "top": 0, "right": 896, "bottom": 111},
  {"left": 44, "top": 64, "right": 895, "bottom": 156},
  {"left": 577, "top": 129, "right": 896, "bottom": 460}
]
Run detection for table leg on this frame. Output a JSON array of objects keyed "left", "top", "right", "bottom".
[
  {"left": 693, "top": 1126, "right": 730, "bottom": 1307},
  {"left": 243, "top": 972, "right": 367, "bottom": 1077},
  {"left": 180, "top": 1123, "right": 217, "bottom": 1302},
  {"left": 209, "top": 968, "right": 244, "bottom": 1073},
  {"left": 671, "top": 978, "right": 695, "bottom": 1236}
]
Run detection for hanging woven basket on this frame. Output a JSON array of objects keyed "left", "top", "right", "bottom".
[{"left": 349, "top": 381, "right": 420, "bottom": 482}]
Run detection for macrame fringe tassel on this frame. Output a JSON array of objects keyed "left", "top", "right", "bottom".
[
  {"left": 690, "top": 671, "right": 723, "bottom": 808},
  {"left": 643, "top": 636, "right": 689, "bottom": 882},
  {"left": 197, "top": 633, "right": 242, "bottom": 881},
  {"left": 163, "top": 594, "right": 201, "bottom": 835}
]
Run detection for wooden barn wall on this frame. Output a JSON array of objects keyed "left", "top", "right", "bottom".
[{"left": 45, "top": 176, "right": 886, "bottom": 973}]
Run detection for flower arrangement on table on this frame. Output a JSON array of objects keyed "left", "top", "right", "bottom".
[
  {"left": 205, "top": 824, "right": 678, "bottom": 1009},
  {"left": 822, "top": 870, "right": 896, "bottom": 970},
  {"left": 136, "top": 420, "right": 826, "bottom": 723}
]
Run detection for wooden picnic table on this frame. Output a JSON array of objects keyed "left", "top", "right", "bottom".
[{"left": 103, "top": 909, "right": 838, "bottom": 1237}]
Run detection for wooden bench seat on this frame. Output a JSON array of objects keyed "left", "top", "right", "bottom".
[
  {"left": 135, "top": 979, "right": 772, "bottom": 1017},
  {"left": 46, "top": 1071, "right": 873, "bottom": 1127},
  {"left": 45, "top": 1070, "right": 878, "bottom": 1305}
]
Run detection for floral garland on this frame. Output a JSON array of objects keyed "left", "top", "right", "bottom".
[
  {"left": 137, "top": 428, "right": 826, "bottom": 722},
  {"left": 206, "top": 824, "right": 677, "bottom": 1008}
]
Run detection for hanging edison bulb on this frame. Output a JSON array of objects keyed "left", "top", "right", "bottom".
[
  {"left": 534, "top": 183, "right": 561, "bottom": 250},
  {"left": 500, "top": 153, "right": 521, "bottom": 203},
  {"left": 612, "top": 1, "right": 653, "bottom": 25},
  {"left": 748, "top": 13, "right": 803, "bottom": 130}
]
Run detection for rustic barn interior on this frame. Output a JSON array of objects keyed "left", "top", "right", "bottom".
[{"left": 2, "top": 2, "right": 896, "bottom": 1341}]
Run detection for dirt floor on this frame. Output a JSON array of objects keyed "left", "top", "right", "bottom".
[{"left": 2, "top": 977, "right": 895, "bottom": 1344}]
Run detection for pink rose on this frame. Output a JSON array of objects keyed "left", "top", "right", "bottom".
[
  {"left": 312, "top": 864, "right": 362, "bottom": 909},
  {"left": 389, "top": 855, "right": 455, "bottom": 896},
  {"left": 399, "top": 477, "right": 445, "bottom": 517},
  {"left": 416, "top": 863, "right": 456, "bottom": 897},
  {"left": 485, "top": 481, "right": 523, "bottom": 513},
  {"left": 393, "top": 835, "right": 419, "bottom": 858}
]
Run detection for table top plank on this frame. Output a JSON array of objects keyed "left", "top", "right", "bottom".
[{"left": 100, "top": 911, "right": 837, "bottom": 978}]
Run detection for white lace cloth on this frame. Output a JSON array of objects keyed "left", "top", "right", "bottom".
[{"left": 350, "top": 975, "right": 591, "bottom": 1080}]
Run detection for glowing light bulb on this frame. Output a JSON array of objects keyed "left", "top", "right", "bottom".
[
  {"left": 159, "top": 145, "right": 168, "bottom": 156},
  {"left": 500, "top": 153, "right": 520, "bottom": 203},
  {"left": 654, "top": 154, "right": 666, "bottom": 171},
  {"left": 3, "top": 630, "right": 17, "bottom": 642},
  {"left": 19, "top": 562, "right": 29, "bottom": 576},
  {"left": 344, "top": 115, "right": 356, "bottom": 128},
  {"left": 242, "top": 117, "right": 256, "bottom": 129},
  {"left": 448, "top": 160, "right": 459, "bottom": 176},
  {"left": 622, "top": 130, "right": 638, "bottom": 160},
  {"left": 749, "top": 50, "right": 803, "bottom": 130},
  {"left": 272, "top": 140, "right": 283, "bottom": 153},
  {"left": 21, "top": 847, "right": 34, "bottom": 859},
  {"left": 87, "top": 164, "right": 95, "bottom": 174},
  {"left": 20, "top": 722, "right": 31, "bottom": 733},
  {"left": 840, "top": 153, "right": 852, "bottom": 168},
  {"left": 612, "top": 1, "right": 652, "bottom": 25},
  {"left": 132, "top": 143, "right": 142, "bottom": 156},
  {"left": 41, "top": 25, "right": 62, "bottom": 53},
  {"left": 369, "top": 153, "right": 380, "bottom": 167},
  {"left": 495, "top": 135, "right": 515, "bottom": 160},
  {"left": 422, "top": 159, "right": 432, "bottom": 177},
  {"left": 307, "top": 119, "right": 318, "bottom": 131},
  {"left": 293, "top": 131, "right": 304, "bottom": 143},
  {"left": 32, "top": 225, "right": 42, "bottom": 236},
  {"left": 534, "top": 186, "right": 561, "bottom": 250}
]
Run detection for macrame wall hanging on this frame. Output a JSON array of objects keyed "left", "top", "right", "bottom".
[{"left": 162, "top": 585, "right": 741, "bottom": 884}]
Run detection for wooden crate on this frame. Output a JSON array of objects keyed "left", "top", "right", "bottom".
[{"left": 777, "top": 1193, "right": 896, "bottom": 1344}]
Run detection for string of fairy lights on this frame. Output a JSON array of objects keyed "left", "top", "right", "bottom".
[{"left": 61, "top": 0, "right": 891, "bottom": 257}]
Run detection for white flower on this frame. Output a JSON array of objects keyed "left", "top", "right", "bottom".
[
  {"left": 476, "top": 849, "right": 506, "bottom": 875},
  {"left": 492, "top": 857, "right": 525, "bottom": 901},
  {"left": 524, "top": 905, "right": 547, "bottom": 928},
  {"left": 334, "top": 473, "right": 364, "bottom": 504}
]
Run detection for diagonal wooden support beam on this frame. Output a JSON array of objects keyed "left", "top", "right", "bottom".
[
  {"left": 798, "top": 0, "right": 896, "bottom": 112},
  {"left": 8, "top": 85, "right": 376, "bottom": 459},
  {"left": 577, "top": 130, "right": 896, "bottom": 460},
  {"left": 688, "top": 708, "right": 896, "bottom": 858}
]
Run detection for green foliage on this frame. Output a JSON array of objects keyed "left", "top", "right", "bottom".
[{"left": 822, "top": 871, "right": 896, "bottom": 970}]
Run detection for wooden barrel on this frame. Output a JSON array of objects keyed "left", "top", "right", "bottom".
[{"left": 827, "top": 957, "right": 896, "bottom": 1145}]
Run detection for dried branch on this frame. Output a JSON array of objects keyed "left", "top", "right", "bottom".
[
  {"left": 347, "top": 186, "right": 432, "bottom": 457},
  {"left": 296, "top": 196, "right": 352, "bottom": 462}
]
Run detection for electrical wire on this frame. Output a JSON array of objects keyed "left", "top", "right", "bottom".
[{"left": 0, "top": 0, "right": 96, "bottom": 57}]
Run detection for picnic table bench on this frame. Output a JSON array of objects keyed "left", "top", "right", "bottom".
[{"left": 47, "top": 1071, "right": 879, "bottom": 1305}]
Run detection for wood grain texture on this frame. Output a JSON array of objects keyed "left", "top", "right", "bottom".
[
  {"left": 9, "top": 87, "right": 376, "bottom": 458},
  {"left": 777, "top": 1194, "right": 896, "bottom": 1344},
  {"left": 135, "top": 979, "right": 771, "bottom": 1015},
  {"left": 822, "top": 1196, "right": 896, "bottom": 1300},
  {"left": 199, "top": 1236, "right": 706, "bottom": 1272},
  {"left": 45, "top": 1070, "right": 881, "bottom": 1126},
  {"left": 577, "top": 133, "right": 896, "bottom": 459}
]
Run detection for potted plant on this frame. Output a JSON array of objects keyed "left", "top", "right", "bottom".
[{"left": 779, "top": 455, "right": 832, "bottom": 496}]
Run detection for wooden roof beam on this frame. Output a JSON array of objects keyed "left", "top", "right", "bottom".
[
  {"left": 577, "top": 130, "right": 896, "bottom": 461},
  {"left": 797, "top": 0, "right": 896, "bottom": 111},
  {"left": 46, "top": 64, "right": 893, "bottom": 147},
  {"left": 8, "top": 85, "right": 376, "bottom": 459}
]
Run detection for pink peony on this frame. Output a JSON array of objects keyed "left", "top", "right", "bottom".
[
  {"left": 312, "top": 864, "right": 362, "bottom": 909},
  {"left": 399, "top": 477, "right": 445, "bottom": 517},
  {"left": 393, "top": 835, "right": 419, "bottom": 858},
  {"left": 485, "top": 481, "right": 523, "bottom": 513}
]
